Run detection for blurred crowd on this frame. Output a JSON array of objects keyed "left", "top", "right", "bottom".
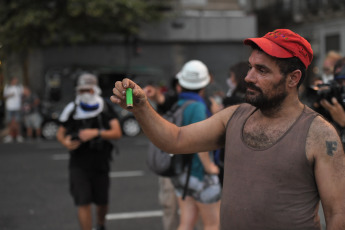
[{"left": 2, "top": 77, "right": 43, "bottom": 143}]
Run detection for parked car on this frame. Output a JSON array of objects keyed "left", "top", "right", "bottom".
[{"left": 104, "top": 98, "right": 141, "bottom": 137}]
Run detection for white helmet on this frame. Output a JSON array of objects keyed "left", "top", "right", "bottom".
[{"left": 176, "top": 60, "right": 210, "bottom": 90}]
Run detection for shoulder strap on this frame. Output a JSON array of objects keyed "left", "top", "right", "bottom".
[
  {"left": 167, "top": 100, "right": 195, "bottom": 127},
  {"left": 67, "top": 101, "right": 77, "bottom": 122},
  {"left": 174, "top": 100, "right": 195, "bottom": 200}
]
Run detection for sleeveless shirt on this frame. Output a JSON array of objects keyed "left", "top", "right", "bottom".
[{"left": 221, "top": 103, "right": 321, "bottom": 230}]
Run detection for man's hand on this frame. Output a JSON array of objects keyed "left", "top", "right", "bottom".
[
  {"left": 79, "top": 129, "right": 99, "bottom": 142},
  {"left": 143, "top": 85, "right": 165, "bottom": 105},
  {"left": 198, "top": 151, "right": 220, "bottom": 175},
  {"left": 63, "top": 135, "right": 81, "bottom": 150},
  {"left": 320, "top": 97, "right": 345, "bottom": 127},
  {"left": 209, "top": 97, "right": 224, "bottom": 114},
  {"left": 204, "top": 162, "right": 220, "bottom": 175},
  {"left": 110, "top": 78, "right": 147, "bottom": 110}
]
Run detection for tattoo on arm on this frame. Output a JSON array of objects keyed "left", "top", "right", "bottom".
[{"left": 326, "top": 141, "right": 337, "bottom": 156}]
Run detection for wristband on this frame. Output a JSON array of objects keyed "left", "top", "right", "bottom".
[{"left": 98, "top": 129, "right": 102, "bottom": 138}]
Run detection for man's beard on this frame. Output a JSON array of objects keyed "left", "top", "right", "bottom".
[{"left": 245, "top": 82, "right": 287, "bottom": 110}]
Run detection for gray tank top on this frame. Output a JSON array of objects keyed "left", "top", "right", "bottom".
[{"left": 221, "top": 103, "right": 321, "bottom": 230}]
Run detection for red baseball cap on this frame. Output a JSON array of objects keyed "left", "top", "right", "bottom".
[{"left": 244, "top": 29, "right": 313, "bottom": 69}]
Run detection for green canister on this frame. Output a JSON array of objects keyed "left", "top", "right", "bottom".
[{"left": 126, "top": 88, "right": 133, "bottom": 109}]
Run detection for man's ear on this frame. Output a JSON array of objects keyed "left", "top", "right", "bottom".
[{"left": 287, "top": 70, "right": 302, "bottom": 88}]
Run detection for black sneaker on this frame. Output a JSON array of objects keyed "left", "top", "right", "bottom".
[{"left": 96, "top": 225, "right": 105, "bottom": 230}]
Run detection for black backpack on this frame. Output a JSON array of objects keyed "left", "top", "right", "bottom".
[{"left": 146, "top": 101, "right": 194, "bottom": 177}]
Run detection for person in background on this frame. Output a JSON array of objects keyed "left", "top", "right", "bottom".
[
  {"left": 22, "top": 86, "right": 43, "bottom": 141},
  {"left": 223, "top": 61, "right": 248, "bottom": 108},
  {"left": 321, "top": 50, "right": 342, "bottom": 83},
  {"left": 319, "top": 57, "right": 345, "bottom": 145},
  {"left": 144, "top": 77, "right": 181, "bottom": 115},
  {"left": 204, "top": 72, "right": 225, "bottom": 115},
  {"left": 111, "top": 29, "right": 345, "bottom": 229},
  {"left": 56, "top": 73, "right": 122, "bottom": 230},
  {"left": 143, "top": 78, "right": 181, "bottom": 230},
  {"left": 3, "top": 77, "right": 24, "bottom": 143},
  {"left": 216, "top": 61, "right": 249, "bottom": 186},
  {"left": 147, "top": 60, "right": 222, "bottom": 230}
]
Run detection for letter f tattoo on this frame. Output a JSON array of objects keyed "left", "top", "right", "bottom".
[{"left": 326, "top": 141, "right": 337, "bottom": 156}]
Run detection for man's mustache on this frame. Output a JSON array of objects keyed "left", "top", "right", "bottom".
[{"left": 245, "top": 82, "right": 262, "bottom": 93}]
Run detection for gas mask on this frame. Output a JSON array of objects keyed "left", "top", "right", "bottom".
[
  {"left": 226, "top": 78, "right": 236, "bottom": 97},
  {"left": 77, "top": 91, "right": 100, "bottom": 111},
  {"left": 79, "top": 93, "right": 98, "bottom": 104}
]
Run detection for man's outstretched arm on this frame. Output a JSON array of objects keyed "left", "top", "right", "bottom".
[{"left": 110, "top": 78, "right": 234, "bottom": 154}]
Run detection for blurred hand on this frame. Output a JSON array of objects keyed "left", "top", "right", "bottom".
[
  {"left": 63, "top": 135, "right": 81, "bottom": 150},
  {"left": 79, "top": 129, "right": 98, "bottom": 142},
  {"left": 143, "top": 85, "right": 157, "bottom": 99},
  {"left": 320, "top": 97, "right": 345, "bottom": 127},
  {"left": 204, "top": 162, "right": 220, "bottom": 175},
  {"left": 209, "top": 97, "right": 224, "bottom": 114},
  {"left": 143, "top": 85, "right": 166, "bottom": 105},
  {"left": 111, "top": 78, "right": 147, "bottom": 110}
]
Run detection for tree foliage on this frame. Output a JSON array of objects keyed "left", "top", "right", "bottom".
[{"left": 0, "top": 0, "right": 165, "bottom": 54}]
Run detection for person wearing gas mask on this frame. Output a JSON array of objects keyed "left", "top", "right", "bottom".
[
  {"left": 56, "top": 73, "right": 122, "bottom": 230},
  {"left": 321, "top": 51, "right": 342, "bottom": 84}
]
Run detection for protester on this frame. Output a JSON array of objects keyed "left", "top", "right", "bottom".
[
  {"left": 143, "top": 78, "right": 181, "bottom": 230},
  {"left": 319, "top": 57, "right": 345, "bottom": 145},
  {"left": 3, "top": 77, "right": 24, "bottom": 143},
  {"left": 144, "top": 77, "right": 181, "bottom": 115},
  {"left": 204, "top": 72, "right": 225, "bottom": 114},
  {"left": 321, "top": 50, "right": 342, "bottom": 83},
  {"left": 111, "top": 29, "right": 345, "bottom": 229},
  {"left": 56, "top": 73, "right": 122, "bottom": 230},
  {"left": 147, "top": 60, "right": 221, "bottom": 230},
  {"left": 215, "top": 61, "right": 249, "bottom": 186},
  {"left": 22, "top": 86, "right": 43, "bottom": 141},
  {"left": 223, "top": 61, "right": 248, "bottom": 107}
]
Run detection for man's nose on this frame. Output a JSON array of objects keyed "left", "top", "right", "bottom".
[{"left": 245, "top": 68, "right": 256, "bottom": 83}]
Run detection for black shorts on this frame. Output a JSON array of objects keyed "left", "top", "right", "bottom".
[{"left": 69, "top": 168, "right": 110, "bottom": 206}]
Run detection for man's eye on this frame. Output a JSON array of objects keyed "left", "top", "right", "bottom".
[{"left": 258, "top": 68, "right": 266, "bottom": 73}]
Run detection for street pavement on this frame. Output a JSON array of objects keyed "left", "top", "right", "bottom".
[
  {"left": 0, "top": 134, "right": 326, "bottom": 230},
  {"left": 0, "top": 134, "right": 162, "bottom": 230}
]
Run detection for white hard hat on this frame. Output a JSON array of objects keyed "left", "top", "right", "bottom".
[{"left": 176, "top": 60, "right": 210, "bottom": 90}]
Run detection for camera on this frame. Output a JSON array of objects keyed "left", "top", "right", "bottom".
[
  {"left": 315, "top": 81, "right": 345, "bottom": 106},
  {"left": 307, "top": 80, "right": 345, "bottom": 120}
]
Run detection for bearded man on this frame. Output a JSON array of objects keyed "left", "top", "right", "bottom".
[{"left": 111, "top": 29, "right": 345, "bottom": 230}]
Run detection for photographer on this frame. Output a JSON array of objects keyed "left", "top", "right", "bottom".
[
  {"left": 317, "top": 57, "right": 345, "bottom": 144},
  {"left": 56, "top": 73, "right": 122, "bottom": 230}
]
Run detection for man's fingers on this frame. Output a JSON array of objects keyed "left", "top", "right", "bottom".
[
  {"left": 320, "top": 99, "right": 332, "bottom": 109},
  {"left": 331, "top": 97, "right": 341, "bottom": 106}
]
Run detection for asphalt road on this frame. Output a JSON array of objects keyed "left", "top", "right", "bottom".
[
  {"left": 0, "top": 134, "right": 162, "bottom": 230},
  {"left": 0, "top": 134, "right": 327, "bottom": 230}
]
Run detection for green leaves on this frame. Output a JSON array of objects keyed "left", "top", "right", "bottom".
[{"left": 0, "top": 0, "right": 164, "bottom": 55}]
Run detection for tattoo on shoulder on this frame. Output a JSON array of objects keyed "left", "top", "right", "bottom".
[{"left": 326, "top": 141, "right": 337, "bottom": 156}]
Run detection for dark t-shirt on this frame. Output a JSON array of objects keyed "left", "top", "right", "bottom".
[
  {"left": 61, "top": 101, "right": 118, "bottom": 172},
  {"left": 156, "top": 91, "right": 178, "bottom": 115},
  {"left": 22, "top": 93, "right": 40, "bottom": 115}
]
